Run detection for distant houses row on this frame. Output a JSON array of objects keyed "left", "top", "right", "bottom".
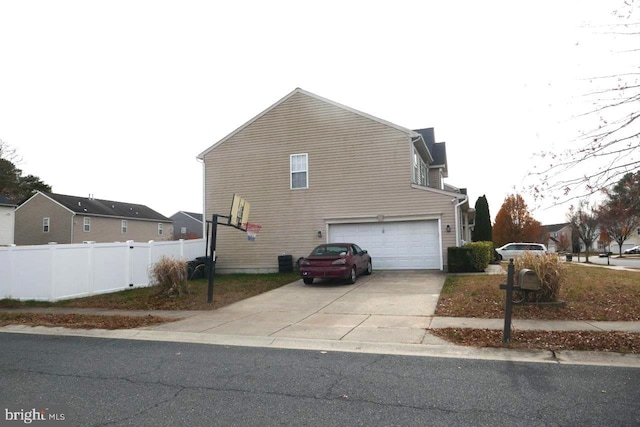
[{"left": 0, "top": 191, "right": 202, "bottom": 246}]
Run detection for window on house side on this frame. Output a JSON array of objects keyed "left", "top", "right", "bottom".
[
  {"left": 413, "top": 153, "right": 427, "bottom": 186},
  {"left": 158, "top": 223, "right": 163, "bottom": 235},
  {"left": 121, "top": 220, "right": 128, "bottom": 234},
  {"left": 83, "top": 217, "right": 90, "bottom": 232},
  {"left": 290, "top": 153, "right": 308, "bottom": 189},
  {"left": 43, "top": 217, "right": 50, "bottom": 233},
  {"left": 181, "top": 226, "right": 187, "bottom": 235}
]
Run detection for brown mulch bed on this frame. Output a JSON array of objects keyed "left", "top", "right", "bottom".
[
  {"left": 0, "top": 313, "right": 178, "bottom": 330},
  {"left": 431, "top": 328, "right": 640, "bottom": 354}
]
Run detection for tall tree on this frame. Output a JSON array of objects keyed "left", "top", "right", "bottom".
[
  {"left": 0, "top": 142, "right": 51, "bottom": 203},
  {"left": 528, "top": 2, "right": 640, "bottom": 206},
  {"left": 567, "top": 201, "right": 600, "bottom": 262},
  {"left": 471, "top": 195, "right": 492, "bottom": 242},
  {"left": 493, "top": 194, "right": 546, "bottom": 247}
]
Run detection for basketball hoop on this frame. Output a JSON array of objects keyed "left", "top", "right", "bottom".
[{"left": 243, "top": 223, "right": 262, "bottom": 241}]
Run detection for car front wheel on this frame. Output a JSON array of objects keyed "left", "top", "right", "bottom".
[{"left": 303, "top": 278, "right": 313, "bottom": 285}]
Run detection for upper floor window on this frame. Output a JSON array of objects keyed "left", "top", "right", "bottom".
[
  {"left": 121, "top": 220, "right": 128, "bottom": 234},
  {"left": 83, "top": 217, "right": 91, "bottom": 232},
  {"left": 413, "top": 153, "right": 427, "bottom": 186},
  {"left": 43, "top": 217, "right": 50, "bottom": 233},
  {"left": 290, "top": 153, "right": 308, "bottom": 189},
  {"left": 158, "top": 223, "right": 163, "bottom": 235}
]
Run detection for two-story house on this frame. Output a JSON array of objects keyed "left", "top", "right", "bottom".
[
  {"left": 0, "top": 194, "right": 17, "bottom": 246},
  {"left": 197, "top": 88, "right": 473, "bottom": 272},
  {"left": 15, "top": 192, "right": 173, "bottom": 245}
]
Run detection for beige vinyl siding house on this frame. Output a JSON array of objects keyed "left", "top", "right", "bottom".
[
  {"left": 15, "top": 192, "right": 173, "bottom": 245},
  {"left": 198, "top": 88, "right": 473, "bottom": 272}
]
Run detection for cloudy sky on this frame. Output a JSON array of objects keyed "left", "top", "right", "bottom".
[{"left": 0, "top": 1, "right": 634, "bottom": 224}]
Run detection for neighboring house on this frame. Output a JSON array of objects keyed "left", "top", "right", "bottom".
[
  {"left": 170, "top": 211, "right": 203, "bottom": 239},
  {"left": 197, "top": 88, "right": 473, "bottom": 272},
  {"left": 0, "top": 194, "right": 17, "bottom": 246},
  {"left": 545, "top": 223, "right": 572, "bottom": 253},
  {"left": 15, "top": 192, "right": 173, "bottom": 245}
]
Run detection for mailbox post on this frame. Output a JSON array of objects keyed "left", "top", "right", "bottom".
[{"left": 499, "top": 260, "right": 515, "bottom": 343}]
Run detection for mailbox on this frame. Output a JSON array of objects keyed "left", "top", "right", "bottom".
[{"left": 518, "top": 269, "right": 540, "bottom": 291}]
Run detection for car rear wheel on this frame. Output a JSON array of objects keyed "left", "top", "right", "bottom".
[
  {"left": 365, "top": 260, "right": 372, "bottom": 275},
  {"left": 348, "top": 267, "right": 357, "bottom": 284},
  {"left": 303, "top": 278, "right": 313, "bottom": 285}
]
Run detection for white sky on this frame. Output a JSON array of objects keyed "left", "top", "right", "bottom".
[{"left": 0, "top": 1, "right": 634, "bottom": 224}]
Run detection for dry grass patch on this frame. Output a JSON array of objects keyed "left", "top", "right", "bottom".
[
  {"left": 0, "top": 272, "right": 301, "bottom": 311},
  {"left": 436, "top": 263, "right": 640, "bottom": 321}
]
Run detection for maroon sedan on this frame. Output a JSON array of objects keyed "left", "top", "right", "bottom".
[{"left": 299, "top": 243, "right": 372, "bottom": 285}]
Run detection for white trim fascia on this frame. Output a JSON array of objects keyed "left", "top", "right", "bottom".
[
  {"left": 409, "top": 183, "right": 467, "bottom": 199},
  {"left": 324, "top": 214, "right": 442, "bottom": 224},
  {"left": 197, "top": 87, "right": 420, "bottom": 159},
  {"left": 15, "top": 191, "right": 75, "bottom": 215},
  {"left": 179, "top": 211, "right": 204, "bottom": 224}
]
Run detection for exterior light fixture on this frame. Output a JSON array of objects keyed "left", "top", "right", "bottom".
[
  {"left": 317, "top": 230, "right": 322, "bottom": 238},
  {"left": 446, "top": 224, "right": 451, "bottom": 233}
]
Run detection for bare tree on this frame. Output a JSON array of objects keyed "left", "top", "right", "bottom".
[
  {"left": 567, "top": 201, "right": 600, "bottom": 262},
  {"left": 529, "top": 2, "right": 640, "bottom": 206}
]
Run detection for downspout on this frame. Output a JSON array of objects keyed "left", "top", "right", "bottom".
[
  {"left": 197, "top": 156, "right": 206, "bottom": 239},
  {"left": 454, "top": 195, "right": 467, "bottom": 247},
  {"left": 70, "top": 213, "right": 75, "bottom": 243}
]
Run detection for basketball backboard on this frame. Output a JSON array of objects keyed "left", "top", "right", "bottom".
[{"left": 229, "top": 194, "right": 250, "bottom": 230}]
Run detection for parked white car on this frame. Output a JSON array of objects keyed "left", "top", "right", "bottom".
[
  {"left": 495, "top": 243, "right": 548, "bottom": 261},
  {"left": 624, "top": 245, "right": 640, "bottom": 254}
]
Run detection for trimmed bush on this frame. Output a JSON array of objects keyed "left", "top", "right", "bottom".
[
  {"left": 464, "top": 241, "right": 493, "bottom": 272},
  {"left": 149, "top": 256, "right": 190, "bottom": 298},
  {"left": 514, "top": 252, "right": 566, "bottom": 302}
]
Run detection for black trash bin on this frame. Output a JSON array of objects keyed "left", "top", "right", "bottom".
[
  {"left": 565, "top": 253, "right": 572, "bottom": 262},
  {"left": 278, "top": 255, "right": 293, "bottom": 273}
]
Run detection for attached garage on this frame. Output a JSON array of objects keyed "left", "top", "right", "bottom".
[{"left": 328, "top": 220, "right": 441, "bottom": 270}]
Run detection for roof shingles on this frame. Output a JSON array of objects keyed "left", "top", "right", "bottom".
[{"left": 44, "top": 192, "right": 170, "bottom": 221}]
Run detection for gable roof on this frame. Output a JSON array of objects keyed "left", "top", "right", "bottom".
[
  {"left": 0, "top": 194, "right": 17, "bottom": 207},
  {"left": 545, "top": 223, "right": 571, "bottom": 232},
  {"left": 413, "top": 128, "right": 448, "bottom": 175},
  {"left": 31, "top": 192, "right": 170, "bottom": 221},
  {"left": 171, "top": 211, "right": 203, "bottom": 222},
  {"left": 198, "top": 87, "right": 421, "bottom": 159}
]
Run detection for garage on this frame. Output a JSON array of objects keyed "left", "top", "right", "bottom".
[{"left": 328, "top": 221, "right": 441, "bottom": 270}]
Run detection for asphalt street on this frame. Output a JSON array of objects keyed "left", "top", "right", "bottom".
[{"left": 1, "top": 333, "right": 639, "bottom": 427}]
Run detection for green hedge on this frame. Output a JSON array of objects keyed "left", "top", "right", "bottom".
[{"left": 447, "top": 241, "right": 493, "bottom": 273}]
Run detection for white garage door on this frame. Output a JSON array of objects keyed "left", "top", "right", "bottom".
[{"left": 328, "top": 221, "right": 440, "bottom": 270}]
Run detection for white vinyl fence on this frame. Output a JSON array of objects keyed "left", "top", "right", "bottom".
[{"left": 0, "top": 239, "right": 206, "bottom": 302}]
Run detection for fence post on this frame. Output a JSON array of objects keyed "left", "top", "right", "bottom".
[
  {"left": 179, "top": 239, "right": 185, "bottom": 259},
  {"left": 48, "top": 243, "right": 57, "bottom": 301},
  {"left": 125, "top": 240, "right": 135, "bottom": 288},
  {"left": 86, "top": 241, "right": 95, "bottom": 296}
]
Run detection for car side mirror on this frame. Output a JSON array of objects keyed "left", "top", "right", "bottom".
[{"left": 362, "top": 250, "right": 368, "bottom": 254}]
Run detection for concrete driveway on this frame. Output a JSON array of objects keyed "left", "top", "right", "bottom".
[{"left": 147, "top": 270, "right": 448, "bottom": 346}]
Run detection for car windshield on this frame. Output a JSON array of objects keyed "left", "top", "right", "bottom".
[{"left": 311, "top": 245, "right": 348, "bottom": 256}]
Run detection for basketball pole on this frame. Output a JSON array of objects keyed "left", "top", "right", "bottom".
[{"left": 207, "top": 214, "right": 218, "bottom": 304}]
